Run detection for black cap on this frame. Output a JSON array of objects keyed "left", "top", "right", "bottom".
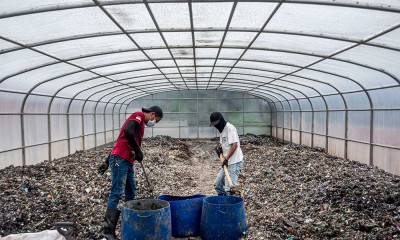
[
  {"left": 142, "top": 106, "right": 163, "bottom": 119},
  {"left": 210, "top": 112, "right": 223, "bottom": 126}
]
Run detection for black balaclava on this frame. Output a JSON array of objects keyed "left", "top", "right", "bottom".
[{"left": 215, "top": 116, "right": 227, "bottom": 133}]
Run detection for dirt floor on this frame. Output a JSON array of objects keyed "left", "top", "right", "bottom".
[{"left": 1, "top": 135, "right": 400, "bottom": 239}]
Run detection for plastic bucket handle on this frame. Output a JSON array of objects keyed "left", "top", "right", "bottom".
[
  {"left": 137, "top": 212, "right": 152, "bottom": 218},
  {"left": 218, "top": 206, "right": 228, "bottom": 214}
]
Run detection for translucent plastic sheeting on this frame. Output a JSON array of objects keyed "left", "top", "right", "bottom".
[
  {"left": 50, "top": 98, "right": 70, "bottom": 113},
  {"left": 298, "top": 99, "right": 312, "bottom": 111},
  {"left": 0, "top": 150, "right": 23, "bottom": 168},
  {"left": 369, "top": 86, "right": 400, "bottom": 109},
  {"left": 252, "top": 33, "right": 352, "bottom": 56},
  {"left": 24, "top": 115, "right": 48, "bottom": 146},
  {"left": 313, "top": 112, "right": 327, "bottom": 135},
  {"left": 328, "top": 138, "right": 345, "bottom": 158},
  {"left": 69, "top": 115, "right": 83, "bottom": 138},
  {"left": 32, "top": 72, "right": 98, "bottom": 96},
  {"left": 336, "top": 45, "right": 400, "bottom": 80},
  {"left": 93, "top": 61, "right": 156, "bottom": 75},
  {"left": 0, "top": 7, "right": 119, "bottom": 44},
  {"left": 24, "top": 95, "right": 51, "bottom": 113},
  {"left": 374, "top": 147, "right": 400, "bottom": 175},
  {"left": 370, "top": 28, "right": 400, "bottom": 49},
  {"left": 229, "top": 2, "right": 276, "bottom": 30},
  {"left": 295, "top": 69, "right": 362, "bottom": 92},
  {"left": 56, "top": 78, "right": 113, "bottom": 98},
  {"left": 288, "top": 0, "right": 400, "bottom": 9},
  {"left": 0, "top": 115, "right": 21, "bottom": 151},
  {"left": 1, "top": 63, "right": 80, "bottom": 93},
  {"left": 105, "top": 4, "right": 156, "bottom": 31},
  {"left": 272, "top": 80, "right": 320, "bottom": 97},
  {"left": 310, "top": 97, "right": 327, "bottom": 111},
  {"left": 149, "top": 3, "right": 190, "bottom": 30},
  {"left": 192, "top": 2, "right": 233, "bottom": 29},
  {"left": 130, "top": 33, "right": 166, "bottom": 48},
  {"left": 301, "top": 112, "right": 313, "bottom": 132},
  {"left": 281, "top": 76, "right": 338, "bottom": 96},
  {"left": 374, "top": 110, "right": 400, "bottom": 147},
  {"left": 347, "top": 111, "right": 371, "bottom": 142},
  {"left": 0, "top": 38, "right": 18, "bottom": 51},
  {"left": 266, "top": 3, "right": 400, "bottom": 39},
  {"left": 328, "top": 111, "right": 345, "bottom": 138},
  {"left": 71, "top": 51, "right": 147, "bottom": 69},
  {"left": 194, "top": 32, "right": 224, "bottom": 47},
  {"left": 0, "top": 49, "right": 56, "bottom": 81},
  {"left": 242, "top": 50, "right": 321, "bottom": 67},
  {"left": 0, "top": 92, "right": 24, "bottom": 113},
  {"left": 223, "top": 31, "right": 258, "bottom": 47},
  {"left": 347, "top": 141, "right": 370, "bottom": 165},
  {"left": 236, "top": 60, "right": 299, "bottom": 74},
  {"left": 0, "top": 0, "right": 94, "bottom": 16},
  {"left": 25, "top": 145, "right": 48, "bottom": 165},
  {"left": 51, "top": 141, "right": 69, "bottom": 160},
  {"left": 95, "top": 102, "right": 107, "bottom": 114},
  {"left": 325, "top": 95, "right": 345, "bottom": 110},
  {"left": 313, "top": 59, "right": 398, "bottom": 89},
  {"left": 50, "top": 115, "right": 68, "bottom": 141},
  {"left": 343, "top": 92, "right": 371, "bottom": 110},
  {"left": 163, "top": 32, "right": 193, "bottom": 47}
]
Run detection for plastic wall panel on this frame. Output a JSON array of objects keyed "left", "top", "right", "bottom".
[
  {"left": 84, "top": 115, "right": 95, "bottom": 135},
  {"left": 51, "top": 141, "right": 68, "bottom": 160},
  {"left": 70, "top": 137, "right": 83, "bottom": 154},
  {"left": 373, "top": 147, "right": 400, "bottom": 175},
  {"left": 24, "top": 95, "right": 51, "bottom": 113},
  {"left": 69, "top": 100, "right": 85, "bottom": 114},
  {"left": 347, "top": 142, "right": 370, "bottom": 165},
  {"left": 105, "top": 114, "right": 113, "bottom": 131},
  {"left": 326, "top": 95, "right": 345, "bottom": 110},
  {"left": 0, "top": 92, "right": 24, "bottom": 113},
  {"left": 25, "top": 145, "right": 48, "bottom": 165},
  {"left": 373, "top": 110, "right": 400, "bottom": 147},
  {"left": 199, "top": 127, "right": 217, "bottom": 138},
  {"left": 96, "top": 103, "right": 107, "bottom": 114},
  {"left": 310, "top": 97, "right": 326, "bottom": 111},
  {"left": 0, "top": 150, "right": 23, "bottom": 168},
  {"left": 282, "top": 76, "right": 337, "bottom": 95},
  {"left": 301, "top": 112, "right": 312, "bottom": 132},
  {"left": 301, "top": 133, "right": 312, "bottom": 146},
  {"left": 328, "top": 111, "right": 345, "bottom": 138},
  {"left": 96, "top": 133, "right": 105, "bottom": 146},
  {"left": 95, "top": 115, "right": 105, "bottom": 133},
  {"left": 0, "top": 115, "right": 21, "bottom": 151},
  {"left": 179, "top": 127, "right": 198, "bottom": 138},
  {"left": 292, "top": 112, "right": 300, "bottom": 130},
  {"left": 314, "top": 135, "right": 326, "bottom": 148},
  {"left": 0, "top": 50, "right": 56, "bottom": 81},
  {"left": 314, "top": 112, "right": 326, "bottom": 135},
  {"left": 328, "top": 138, "right": 345, "bottom": 158},
  {"left": 2, "top": 64, "right": 79, "bottom": 93},
  {"left": 58, "top": 79, "right": 111, "bottom": 98},
  {"left": 343, "top": 92, "right": 371, "bottom": 110},
  {"left": 284, "top": 129, "right": 290, "bottom": 142},
  {"left": 277, "top": 128, "right": 283, "bottom": 140},
  {"left": 69, "top": 115, "right": 83, "bottom": 138},
  {"left": 24, "top": 115, "right": 48, "bottom": 146},
  {"left": 84, "top": 135, "right": 95, "bottom": 150},
  {"left": 347, "top": 111, "right": 370, "bottom": 142},
  {"left": 292, "top": 131, "right": 300, "bottom": 144},
  {"left": 83, "top": 101, "right": 96, "bottom": 114},
  {"left": 284, "top": 112, "right": 291, "bottom": 128},
  {"left": 106, "top": 131, "right": 113, "bottom": 143},
  {"left": 370, "top": 87, "right": 400, "bottom": 109},
  {"left": 50, "top": 115, "right": 68, "bottom": 141},
  {"left": 298, "top": 99, "right": 312, "bottom": 111},
  {"left": 50, "top": 98, "right": 70, "bottom": 113}
]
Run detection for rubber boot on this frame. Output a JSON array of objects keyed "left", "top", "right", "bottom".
[{"left": 101, "top": 208, "right": 120, "bottom": 240}]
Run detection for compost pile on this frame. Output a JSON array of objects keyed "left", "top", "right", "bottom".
[{"left": 1, "top": 135, "right": 400, "bottom": 239}]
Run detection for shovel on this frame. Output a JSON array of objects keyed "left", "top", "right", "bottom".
[
  {"left": 218, "top": 153, "right": 236, "bottom": 193},
  {"left": 139, "top": 161, "right": 154, "bottom": 198}
]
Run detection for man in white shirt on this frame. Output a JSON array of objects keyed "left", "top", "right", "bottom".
[{"left": 210, "top": 112, "right": 244, "bottom": 195}]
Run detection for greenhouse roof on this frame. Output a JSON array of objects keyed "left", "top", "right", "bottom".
[{"left": 1, "top": 0, "right": 400, "bottom": 106}]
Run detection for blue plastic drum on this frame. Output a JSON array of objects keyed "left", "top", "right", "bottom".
[
  {"left": 200, "top": 196, "right": 248, "bottom": 240},
  {"left": 121, "top": 199, "right": 171, "bottom": 240},
  {"left": 158, "top": 194, "right": 206, "bottom": 237}
]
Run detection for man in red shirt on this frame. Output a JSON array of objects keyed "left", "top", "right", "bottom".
[{"left": 98, "top": 106, "right": 163, "bottom": 240}]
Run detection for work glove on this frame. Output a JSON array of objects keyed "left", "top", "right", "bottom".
[
  {"left": 221, "top": 159, "right": 228, "bottom": 168},
  {"left": 134, "top": 148, "right": 144, "bottom": 163},
  {"left": 98, "top": 156, "right": 110, "bottom": 175},
  {"left": 214, "top": 147, "right": 223, "bottom": 157}
]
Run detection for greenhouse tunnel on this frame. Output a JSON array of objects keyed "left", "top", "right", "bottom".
[{"left": 1, "top": 0, "right": 400, "bottom": 176}]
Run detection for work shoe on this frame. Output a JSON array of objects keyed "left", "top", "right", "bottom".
[{"left": 101, "top": 208, "right": 120, "bottom": 240}]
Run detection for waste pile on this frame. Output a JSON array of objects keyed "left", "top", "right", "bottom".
[{"left": 1, "top": 134, "right": 400, "bottom": 239}]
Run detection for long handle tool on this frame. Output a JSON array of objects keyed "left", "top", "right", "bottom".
[{"left": 140, "top": 161, "right": 154, "bottom": 198}]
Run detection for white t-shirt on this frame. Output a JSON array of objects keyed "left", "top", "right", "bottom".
[{"left": 220, "top": 122, "right": 243, "bottom": 165}]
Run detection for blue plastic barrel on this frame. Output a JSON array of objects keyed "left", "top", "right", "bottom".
[
  {"left": 200, "top": 196, "right": 248, "bottom": 240},
  {"left": 121, "top": 199, "right": 171, "bottom": 240},
  {"left": 158, "top": 194, "right": 206, "bottom": 237}
]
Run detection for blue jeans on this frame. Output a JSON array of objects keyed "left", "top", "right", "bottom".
[
  {"left": 107, "top": 155, "right": 135, "bottom": 209},
  {"left": 214, "top": 161, "right": 244, "bottom": 195}
]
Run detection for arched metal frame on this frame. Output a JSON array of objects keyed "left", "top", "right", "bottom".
[{"left": 0, "top": 0, "right": 399, "bottom": 172}]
